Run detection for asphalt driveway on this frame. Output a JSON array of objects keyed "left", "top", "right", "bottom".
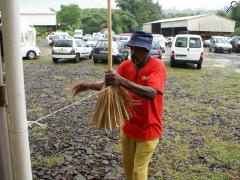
[{"left": 162, "top": 47, "right": 240, "bottom": 73}]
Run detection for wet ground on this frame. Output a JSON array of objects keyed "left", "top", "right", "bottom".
[
  {"left": 162, "top": 47, "right": 240, "bottom": 73},
  {"left": 24, "top": 46, "right": 240, "bottom": 179}
]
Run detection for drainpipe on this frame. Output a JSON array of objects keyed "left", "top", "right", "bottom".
[
  {"left": 0, "top": 55, "right": 13, "bottom": 179},
  {"left": 1, "top": 0, "right": 32, "bottom": 179}
]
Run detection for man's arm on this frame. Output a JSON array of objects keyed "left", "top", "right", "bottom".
[
  {"left": 72, "top": 81, "right": 104, "bottom": 96},
  {"left": 105, "top": 72, "right": 157, "bottom": 100}
]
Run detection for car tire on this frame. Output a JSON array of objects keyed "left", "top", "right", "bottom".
[
  {"left": 93, "top": 58, "right": 98, "bottom": 64},
  {"left": 170, "top": 60, "right": 175, "bottom": 67},
  {"left": 26, "top": 51, "right": 36, "bottom": 60},
  {"left": 74, "top": 54, "right": 80, "bottom": 63},
  {"left": 209, "top": 47, "right": 211, "bottom": 52},
  {"left": 89, "top": 54, "right": 92, "bottom": 59},
  {"left": 52, "top": 58, "right": 58, "bottom": 63},
  {"left": 197, "top": 61, "right": 202, "bottom": 69}
]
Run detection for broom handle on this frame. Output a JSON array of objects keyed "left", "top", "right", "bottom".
[{"left": 107, "top": 0, "right": 112, "bottom": 71}]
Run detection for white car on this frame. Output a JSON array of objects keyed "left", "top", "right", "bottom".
[
  {"left": 170, "top": 34, "right": 203, "bottom": 69},
  {"left": 21, "top": 45, "right": 41, "bottom": 60},
  {"left": 52, "top": 39, "right": 92, "bottom": 63},
  {"left": 152, "top": 34, "right": 166, "bottom": 52}
]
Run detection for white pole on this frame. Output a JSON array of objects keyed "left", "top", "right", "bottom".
[{"left": 1, "top": 0, "right": 32, "bottom": 179}]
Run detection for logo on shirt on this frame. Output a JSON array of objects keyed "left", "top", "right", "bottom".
[{"left": 141, "top": 76, "right": 148, "bottom": 81}]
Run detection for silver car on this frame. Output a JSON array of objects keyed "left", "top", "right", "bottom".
[{"left": 209, "top": 36, "right": 232, "bottom": 53}]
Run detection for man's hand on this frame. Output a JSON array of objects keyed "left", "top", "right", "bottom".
[
  {"left": 72, "top": 82, "right": 90, "bottom": 96},
  {"left": 105, "top": 71, "right": 123, "bottom": 86}
]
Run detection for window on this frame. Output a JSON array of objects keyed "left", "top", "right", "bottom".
[
  {"left": 189, "top": 38, "right": 201, "bottom": 48},
  {"left": 54, "top": 40, "right": 73, "bottom": 47},
  {"left": 96, "top": 40, "right": 108, "bottom": 48},
  {"left": 175, "top": 37, "right": 187, "bottom": 48},
  {"left": 75, "top": 40, "right": 82, "bottom": 47}
]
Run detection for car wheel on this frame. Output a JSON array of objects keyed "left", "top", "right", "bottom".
[
  {"left": 74, "top": 54, "right": 80, "bottom": 63},
  {"left": 52, "top": 58, "right": 58, "bottom": 63},
  {"left": 218, "top": 47, "right": 223, "bottom": 53},
  {"left": 197, "top": 61, "right": 202, "bottom": 69},
  {"left": 93, "top": 58, "right": 98, "bottom": 63},
  {"left": 26, "top": 51, "right": 36, "bottom": 60},
  {"left": 89, "top": 54, "right": 92, "bottom": 59},
  {"left": 209, "top": 47, "right": 211, "bottom": 52},
  {"left": 170, "top": 59, "right": 175, "bottom": 67}
]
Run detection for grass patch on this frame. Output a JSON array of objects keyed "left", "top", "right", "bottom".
[
  {"left": 32, "top": 155, "right": 64, "bottom": 167},
  {"left": 151, "top": 64, "right": 240, "bottom": 179},
  {"left": 29, "top": 126, "right": 48, "bottom": 140}
]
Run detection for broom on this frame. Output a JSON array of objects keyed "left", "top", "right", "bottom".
[{"left": 90, "top": 0, "right": 132, "bottom": 130}]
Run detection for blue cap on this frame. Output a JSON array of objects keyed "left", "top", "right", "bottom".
[{"left": 126, "top": 30, "right": 153, "bottom": 50}]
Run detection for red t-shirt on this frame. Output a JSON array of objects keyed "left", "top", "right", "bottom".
[{"left": 117, "top": 57, "right": 166, "bottom": 141}]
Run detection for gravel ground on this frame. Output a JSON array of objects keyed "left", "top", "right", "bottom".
[
  {"left": 25, "top": 56, "right": 124, "bottom": 180},
  {"left": 25, "top": 53, "right": 240, "bottom": 180}
]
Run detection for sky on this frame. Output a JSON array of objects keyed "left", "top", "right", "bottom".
[{"left": 20, "top": 0, "right": 233, "bottom": 12}]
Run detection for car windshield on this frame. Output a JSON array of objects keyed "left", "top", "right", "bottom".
[
  {"left": 216, "top": 38, "right": 228, "bottom": 43},
  {"left": 96, "top": 40, "right": 108, "bottom": 48},
  {"left": 152, "top": 42, "right": 160, "bottom": 50},
  {"left": 54, "top": 40, "right": 73, "bottom": 47}
]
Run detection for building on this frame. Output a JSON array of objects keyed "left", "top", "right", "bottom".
[
  {"left": 20, "top": 11, "right": 56, "bottom": 29},
  {"left": 143, "top": 14, "right": 236, "bottom": 39}
]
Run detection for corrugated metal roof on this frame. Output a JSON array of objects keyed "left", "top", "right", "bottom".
[{"left": 144, "top": 14, "right": 209, "bottom": 24}]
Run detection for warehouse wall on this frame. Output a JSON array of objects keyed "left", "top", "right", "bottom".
[{"left": 187, "top": 14, "right": 235, "bottom": 32}]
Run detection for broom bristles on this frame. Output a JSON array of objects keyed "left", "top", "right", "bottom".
[{"left": 90, "top": 86, "right": 132, "bottom": 131}]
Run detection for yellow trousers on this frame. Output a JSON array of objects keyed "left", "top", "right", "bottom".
[{"left": 120, "top": 131, "right": 159, "bottom": 180}]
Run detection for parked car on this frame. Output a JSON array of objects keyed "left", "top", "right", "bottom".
[
  {"left": 166, "top": 36, "right": 174, "bottom": 47},
  {"left": 229, "top": 36, "right": 240, "bottom": 52},
  {"left": 149, "top": 42, "right": 162, "bottom": 59},
  {"left": 21, "top": 45, "right": 41, "bottom": 60},
  {"left": 118, "top": 35, "right": 131, "bottom": 47},
  {"left": 209, "top": 36, "right": 232, "bottom": 53},
  {"left": 83, "top": 34, "right": 92, "bottom": 41},
  {"left": 51, "top": 39, "right": 92, "bottom": 63},
  {"left": 93, "top": 40, "right": 128, "bottom": 64},
  {"left": 152, "top": 34, "right": 166, "bottom": 53},
  {"left": 73, "top": 29, "right": 83, "bottom": 39},
  {"left": 47, "top": 32, "right": 72, "bottom": 46},
  {"left": 203, "top": 39, "right": 210, "bottom": 47},
  {"left": 86, "top": 37, "right": 99, "bottom": 47},
  {"left": 170, "top": 34, "right": 203, "bottom": 69}
]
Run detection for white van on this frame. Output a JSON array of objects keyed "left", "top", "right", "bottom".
[
  {"left": 21, "top": 24, "right": 41, "bottom": 59},
  {"left": 170, "top": 34, "right": 203, "bottom": 69}
]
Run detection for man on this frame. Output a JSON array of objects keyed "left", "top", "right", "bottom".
[{"left": 72, "top": 30, "right": 166, "bottom": 180}]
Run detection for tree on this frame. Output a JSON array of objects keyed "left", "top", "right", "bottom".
[
  {"left": 216, "top": 10, "right": 230, "bottom": 18},
  {"left": 116, "top": 0, "right": 162, "bottom": 27},
  {"left": 81, "top": 9, "right": 107, "bottom": 34},
  {"left": 112, "top": 10, "right": 138, "bottom": 33},
  {"left": 234, "top": 27, "right": 240, "bottom": 35},
  {"left": 81, "top": 9, "right": 138, "bottom": 34},
  {"left": 57, "top": 4, "right": 82, "bottom": 31},
  {"left": 231, "top": 1, "right": 240, "bottom": 27}
]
